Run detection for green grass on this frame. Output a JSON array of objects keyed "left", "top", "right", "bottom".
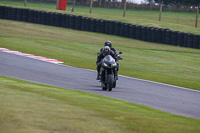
[
  {"left": 0, "top": 3, "right": 200, "bottom": 132},
  {"left": 0, "top": 19, "right": 200, "bottom": 90},
  {"left": 0, "top": 75, "right": 200, "bottom": 133},
  {"left": 0, "top": 1, "right": 200, "bottom": 35}
]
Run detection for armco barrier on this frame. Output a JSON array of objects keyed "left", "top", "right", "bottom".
[{"left": 0, "top": 5, "right": 199, "bottom": 49}]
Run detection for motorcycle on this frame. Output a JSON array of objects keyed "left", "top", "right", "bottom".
[{"left": 99, "top": 51, "right": 123, "bottom": 91}]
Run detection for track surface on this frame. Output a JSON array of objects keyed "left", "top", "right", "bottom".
[{"left": 1, "top": 51, "right": 200, "bottom": 119}]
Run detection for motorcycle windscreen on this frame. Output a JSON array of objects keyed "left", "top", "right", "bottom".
[{"left": 103, "top": 55, "right": 115, "bottom": 64}]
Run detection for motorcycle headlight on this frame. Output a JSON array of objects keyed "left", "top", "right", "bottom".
[
  {"left": 113, "top": 63, "right": 117, "bottom": 66},
  {"left": 104, "top": 63, "right": 107, "bottom": 66}
]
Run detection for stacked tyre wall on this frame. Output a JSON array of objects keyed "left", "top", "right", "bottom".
[{"left": 0, "top": 5, "right": 200, "bottom": 49}]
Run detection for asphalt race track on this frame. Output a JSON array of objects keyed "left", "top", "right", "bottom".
[{"left": 1, "top": 51, "right": 200, "bottom": 119}]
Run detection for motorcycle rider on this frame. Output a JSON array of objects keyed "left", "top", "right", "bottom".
[
  {"left": 96, "top": 46, "right": 118, "bottom": 80},
  {"left": 99, "top": 41, "right": 121, "bottom": 77},
  {"left": 100, "top": 41, "right": 117, "bottom": 55}
]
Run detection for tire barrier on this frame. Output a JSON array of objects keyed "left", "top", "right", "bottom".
[
  {"left": 0, "top": 5, "right": 5, "bottom": 19},
  {"left": 75, "top": 16, "right": 82, "bottom": 30},
  {"left": 90, "top": 18, "right": 96, "bottom": 32},
  {"left": 193, "top": 34, "right": 200, "bottom": 49},
  {"left": 96, "top": 19, "right": 101, "bottom": 33},
  {"left": 177, "top": 32, "right": 184, "bottom": 47},
  {"left": 125, "top": 24, "right": 131, "bottom": 38},
  {"left": 114, "top": 22, "right": 121, "bottom": 36},
  {"left": 156, "top": 28, "right": 162, "bottom": 43},
  {"left": 120, "top": 23, "right": 126, "bottom": 37},
  {"left": 130, "top": 25, "right": 136, "bottom": 39},
  {"left": 0, "top": 5, "right": 200, "bottom": 49}
]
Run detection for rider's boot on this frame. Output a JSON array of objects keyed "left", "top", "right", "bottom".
[
  {"left": 116, "top": 67, "right": 119, "bottom": 80},
  {"left": 96, "top": 73, "right": 100, "bottom": 80}
]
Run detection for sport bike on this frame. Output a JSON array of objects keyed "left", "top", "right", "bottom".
[{"left": 99, "top": 52, "right": 123, "bottom": 91}]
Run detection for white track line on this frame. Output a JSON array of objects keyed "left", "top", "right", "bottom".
[{"left": 0, "top": 47, "right": 64, "bottom": 64}]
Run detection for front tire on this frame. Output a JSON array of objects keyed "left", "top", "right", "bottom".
[{"left": 107, "top": 74, "right": 114, "bottom": 91}]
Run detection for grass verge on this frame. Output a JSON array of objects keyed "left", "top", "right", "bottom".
[{"left": 0, "top": 75, "right": 200, "bottom": 133}]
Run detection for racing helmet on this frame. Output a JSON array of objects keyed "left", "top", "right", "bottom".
[
  {"left": 102, "top": 46, "right": 111, "bottom": 56},
  {"left": 104, "top": 41, "right": 112, "bottom": 48}
]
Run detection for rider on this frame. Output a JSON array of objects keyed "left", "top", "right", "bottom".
[
  {"left": 96, "top": 46, "right": 117, "bottom": 80},
  {"left": 100, "top": 41, "right": 117, "bottom": 55},
  {"left": 99, "top": 41, "right": 121, "bottom": 78}
]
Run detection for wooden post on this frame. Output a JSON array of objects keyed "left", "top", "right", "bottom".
[
  {"left": 56, "top": 0, "right": 58, "bottom": 10},
  {"left": 123, "top": 0, "right": 127, "bottom": 17},
  {"left": 90, "top": 0, "right": 93, "bottom": 14},
  {"left": 195, "top": 7, "right": 199, "bottom": 28},
  {"left": 71, "top": 0, "right": 76, "bottom": 12},
  {"left": 24, "top": 0, "right": 27, "bottom": 6},
  {"left": 159, "top": 3, "right": 162, "bottom": 21}
]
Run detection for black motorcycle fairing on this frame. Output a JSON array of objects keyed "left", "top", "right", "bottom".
[
  {"left": 98, "top": 51, "right": 123, "bottom": 91},
  {"left": 100, "top": 55, "right": 117, "bottom": 83},
  {"left": 101, "top": 55, "right": 117, "bottom": 69}
]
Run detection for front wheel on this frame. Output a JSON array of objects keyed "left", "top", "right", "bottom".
[{"left": 107, "top": 74, "right": 114, "bottom": 91}]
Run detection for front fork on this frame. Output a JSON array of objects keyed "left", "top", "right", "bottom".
[
  {"left": 105, "top": 69, "right": 108, "bottom": 83},
  {"left": 105, "top": 69, "right": 116, "bottom": 83}
]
